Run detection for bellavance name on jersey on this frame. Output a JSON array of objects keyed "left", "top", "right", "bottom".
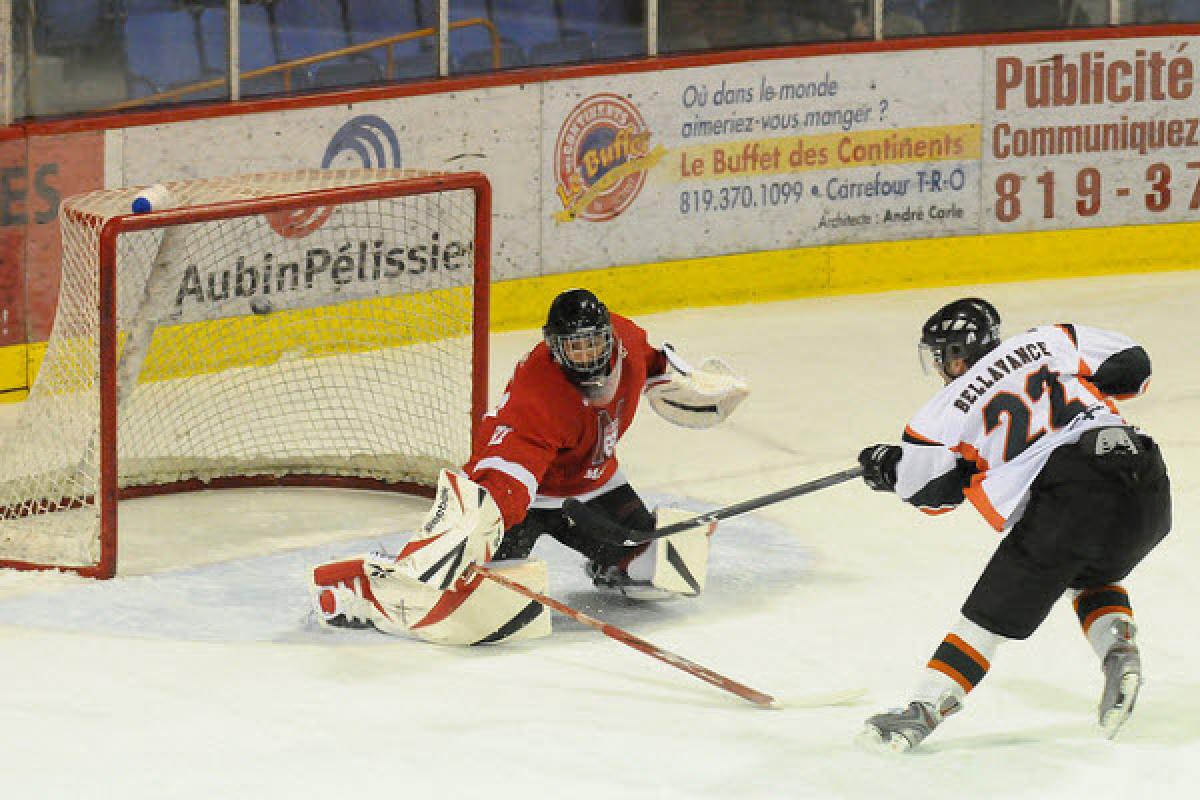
[{"left": 953, "top": 341, "right": 1053, "bottom": 413}]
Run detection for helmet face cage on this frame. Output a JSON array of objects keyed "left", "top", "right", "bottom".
[
  {"left": 547, "top": 326, "right": 614, "bottom": 387},
  {"left": 543, "top": 289, "right": 615, "bottom": 388}
]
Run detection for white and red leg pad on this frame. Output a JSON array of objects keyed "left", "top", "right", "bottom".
[
  {"left": 623, "top": 509, "right": 715, "bottom": 597},
  {"left": 311, "top": 555, "right": 551, "bottom": 645},
  {"left": 311, "top": 557, "right": 408, "bottom": 635}
]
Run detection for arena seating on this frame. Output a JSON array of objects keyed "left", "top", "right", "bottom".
[
  {"left": 43, "top": 0, "right": 654, "bottom": 105},
  {"left": 124, "top": 8, "right": 222, "bottom": 100}
]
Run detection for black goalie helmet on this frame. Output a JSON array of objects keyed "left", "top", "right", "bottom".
[
  {"left": 543, "top": 288, "right": 615, "bottom": 388},
  {"left": 919, "top": 297, "right": 1002, "bottom": 375}
]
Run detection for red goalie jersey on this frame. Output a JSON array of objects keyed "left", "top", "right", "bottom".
[{"left": 464, "top": 313, "right": 669, "bottom": 529}]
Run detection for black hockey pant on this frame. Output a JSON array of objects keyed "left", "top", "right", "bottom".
[
  {"left": 963, "top": 426, "right": 1172, "bottom": 640},
  {"left": 492, "top": 483, "right": 655, "bottom": 567}
]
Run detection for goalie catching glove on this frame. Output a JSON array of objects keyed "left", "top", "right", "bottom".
[{"left": 646, "top": 343, "right": 749, "bottom": 429}]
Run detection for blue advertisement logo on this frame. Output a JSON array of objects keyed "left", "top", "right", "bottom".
[{"left": 322, "top": 115, "right": 403, "bottom": 169}]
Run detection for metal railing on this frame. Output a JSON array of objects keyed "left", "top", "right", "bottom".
[
  {"left": 4, "top": 1, "right": 1198, "bottom": 124},
  {"left": 104, "top": 16, "right": 500, "bottom": 112}
]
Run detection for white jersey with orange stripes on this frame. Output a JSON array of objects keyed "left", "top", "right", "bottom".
[{"left": 895, "top": 324, "right": 1148, "bottom": 532}]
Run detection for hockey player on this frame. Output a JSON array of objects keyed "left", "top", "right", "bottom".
[
  {"left": 309, "top": 288, "right": 749, "bottom": 644},
  {"left": 856, "top": 297, "right": 1171, "bottom": 752}
]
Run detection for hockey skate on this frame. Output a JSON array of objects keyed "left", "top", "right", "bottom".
[
  {"left": 1098, "top": 619, "right": 1142, "bottom": 739},
  {"left": 585, "top": 560, "right": 674, "bottom": 600},
  {"left": 857, "top": 694, "right": 961, "bottom": 753}
]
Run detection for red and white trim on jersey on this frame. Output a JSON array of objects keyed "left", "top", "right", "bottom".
[
  {"left": 464, "top": 313, "right": 667, "bottom": 531},
  {"left": 472, "top": 456, "right": 539, "bottom": 511},
  {"left": 530, "top": 470, "right": 630, "bottom": 510}
]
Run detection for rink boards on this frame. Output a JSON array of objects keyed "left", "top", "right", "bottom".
[{"left": 3, "top": 26, "right": 1200, "bottom": 396}]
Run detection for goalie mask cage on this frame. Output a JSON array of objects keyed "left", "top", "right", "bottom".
[{"left": 0, "top": 168, "right": 491, "bottom": 578}]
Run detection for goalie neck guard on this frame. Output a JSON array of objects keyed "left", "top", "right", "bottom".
[{"left": 543, "top": 289, "right": 615, "bottom": 389}]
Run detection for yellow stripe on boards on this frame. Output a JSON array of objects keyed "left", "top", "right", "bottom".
[
  {"left": 2, "top": 220, "right": 1197, "bottom": 402},
  {"left": 491, "top": 220, "right": 1200, "bottom": 331},
  {"left": 0, "top": 288, "right": 472, "bottom": 402}
]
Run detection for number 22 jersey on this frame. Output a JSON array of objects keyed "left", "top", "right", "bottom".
[{"left": 895, "top": 324, "right": 1152, "bottom": 531}]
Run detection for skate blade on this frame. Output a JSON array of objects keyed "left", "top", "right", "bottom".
[
  {"left": 855, "top": 724, "right": 915, "bottom": 754},
  {"left": 607, "top": 582, "right": 679, "bottom": 601},
  {"left": 1101, "top": 672, "right": 1142, "bottom": 740}
]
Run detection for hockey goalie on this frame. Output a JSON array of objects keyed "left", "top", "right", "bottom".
[{"left": 311, "top": 288, "right": 749, "bottom": 644}]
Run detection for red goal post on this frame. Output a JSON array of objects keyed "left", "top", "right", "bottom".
[{"left": 0, "top": 168, "right": 491, "bottom": 578}]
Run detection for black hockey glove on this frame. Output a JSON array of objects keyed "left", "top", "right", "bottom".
[{"left": 858, "top": 444, "right": 901, "bottom": 492}]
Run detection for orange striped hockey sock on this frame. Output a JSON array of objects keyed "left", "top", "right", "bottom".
[
  {"left": 1073, "top": 584, "right": 1135, "bottom": 659},
  {"left": 914, "top": 616, "right": 1005, "bottom": 705}
]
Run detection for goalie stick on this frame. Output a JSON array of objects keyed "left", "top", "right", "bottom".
[
  {"left": 563, "top": 466, "right": 865, "bottom": 547},
  {"left": 470, "top": 565, "right": 775, "bottom": 708}
]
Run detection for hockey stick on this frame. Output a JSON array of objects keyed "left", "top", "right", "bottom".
[
  {"left": 563, "top": 466, "right": 865, "bottom": 547},
  {"left": 469, "top": 565, "right": 775, "bottom": 709}
]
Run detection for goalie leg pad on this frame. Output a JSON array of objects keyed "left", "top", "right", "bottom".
[
  {"left": 311, "top": 555, "right": 551, "bottom": 645},
  {"left": 394, "top": 469, "right": 504, "bottom": 590},
  {"left": 311, "top": 557, "right": 408, "bottom": 635},
  {"left": 622, "top": 508, "right": 715, "bottom": 598},
  {"left": 407, "top": 558, "right": 552, "bottom": 645}
]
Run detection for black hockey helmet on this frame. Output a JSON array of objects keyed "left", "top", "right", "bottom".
[
  {"left": 543, "top": 288, "right": 615, "bottom": 388},
  {"left": 919, "top": 297, "right": 1002, "bottom": 376}
]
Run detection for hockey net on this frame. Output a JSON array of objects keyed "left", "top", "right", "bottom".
[{"left": 0, "top": 168, "right": 491, "bottom": 578}]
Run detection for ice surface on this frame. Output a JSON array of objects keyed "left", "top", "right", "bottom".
[{"left": 0, "top": 272, "right": 1196, "bottom": 799}]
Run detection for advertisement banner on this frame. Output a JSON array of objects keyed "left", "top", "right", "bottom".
[
  {"left": 103, "top": 32, "right": 1200, "bottom": 285},
  {"left": 0, "top": 131, "right": 103, "bottom": 346},
  {"left": 114, "top": 87, "right": 541, "bottom": 282},
  {"left": 541, "top": 49, "right": 984, "bottom": 271},
  {"left": 983, "top": 36, "right": 1200, "bottom": 234},
  {"left": 0, "top": 136, "right": 27, "bottom": 350}
]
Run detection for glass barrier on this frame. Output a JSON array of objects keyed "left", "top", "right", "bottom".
[
  {"left": 6, "top": 1, "right": 1200, "bottom": 121},
  {"left": 661, "top": 1, "right": 868, "bottom": 52},
  {"left": 341, "top": 0, "right": 437, "bottom": 85},
  {"left": 1124, "top": 0, "right": 1200, "bottom": 23},
  {"left": 449, "top": 1, "right": 645, "bottom": 75},
  {"left": 12, "top": 0, "right": 129, "bottom": 117},
  {"left": 906, "top": 1, "right": 1101, "bottom": 35}
]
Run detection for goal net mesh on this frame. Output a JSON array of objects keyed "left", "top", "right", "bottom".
[{"left": 0, "top": 168, "right": 484, "bottom": 571}]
